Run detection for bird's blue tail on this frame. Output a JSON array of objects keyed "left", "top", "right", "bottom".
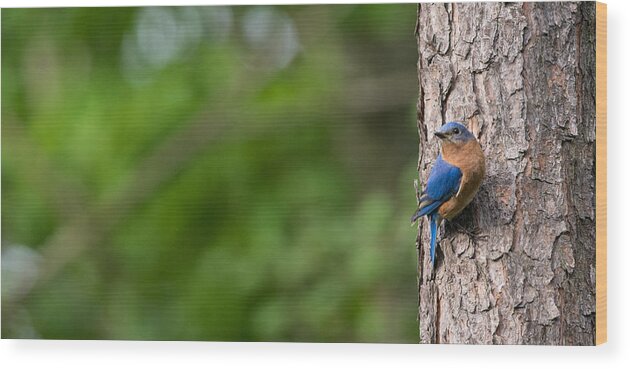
[{"left": 430, "top": 213, "right": 438, "bottom": 264}]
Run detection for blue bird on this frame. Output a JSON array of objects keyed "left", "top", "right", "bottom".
[{"left": 411, "top": 122, "right": 486, "bottom": 264}]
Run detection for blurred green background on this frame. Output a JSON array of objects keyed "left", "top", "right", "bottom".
[{"left": 2, "top": 5, "right": 419, "bottom": 342}]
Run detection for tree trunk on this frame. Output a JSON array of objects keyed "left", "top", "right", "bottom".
[{"left": 415, "top": 2, "right": 596, "bottom": 345}]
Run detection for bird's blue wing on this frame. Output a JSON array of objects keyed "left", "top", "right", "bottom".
[{"left": 416, "top": 155, "right": 462, "bottom": 218}]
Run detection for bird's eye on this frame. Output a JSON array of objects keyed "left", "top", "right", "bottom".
[{"left": 452, "top": 128, "right": 460, "bottom": 134}]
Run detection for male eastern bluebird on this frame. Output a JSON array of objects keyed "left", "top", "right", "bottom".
[{"left": 411, "top": 122, "right": 486, "bottom": 264}]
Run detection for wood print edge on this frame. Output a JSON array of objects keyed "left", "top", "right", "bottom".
[{"left": 595, "top": 0, "right": 607, "bottom": 346}]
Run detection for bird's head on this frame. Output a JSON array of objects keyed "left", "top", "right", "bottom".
[{"left": 434, "top": 122, "right": 476, "bottom": 144}]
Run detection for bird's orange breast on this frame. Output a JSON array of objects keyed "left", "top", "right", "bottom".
[{"left": 438, "top": 139, "right": 485, "bottom": 220}]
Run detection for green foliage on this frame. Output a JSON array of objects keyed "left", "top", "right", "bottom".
[{"left": 2, "top": 4, "right": 419, "bottom": 342}]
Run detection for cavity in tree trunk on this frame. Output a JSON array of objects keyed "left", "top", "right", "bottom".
[{"left": 415, "top": 2, "right": 596, "bottom": 345}]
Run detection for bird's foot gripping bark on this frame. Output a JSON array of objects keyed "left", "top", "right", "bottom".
[{"left": 449, "top": 221, "right": 487, "bottom": 242}]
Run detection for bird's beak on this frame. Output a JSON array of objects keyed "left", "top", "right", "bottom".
[{"left": 434, "top": 131, "right": 447, "bottom": 139}]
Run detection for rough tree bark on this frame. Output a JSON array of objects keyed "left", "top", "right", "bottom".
[{"left": 415, "top": 2, "right": 595, "bottom": 345}]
